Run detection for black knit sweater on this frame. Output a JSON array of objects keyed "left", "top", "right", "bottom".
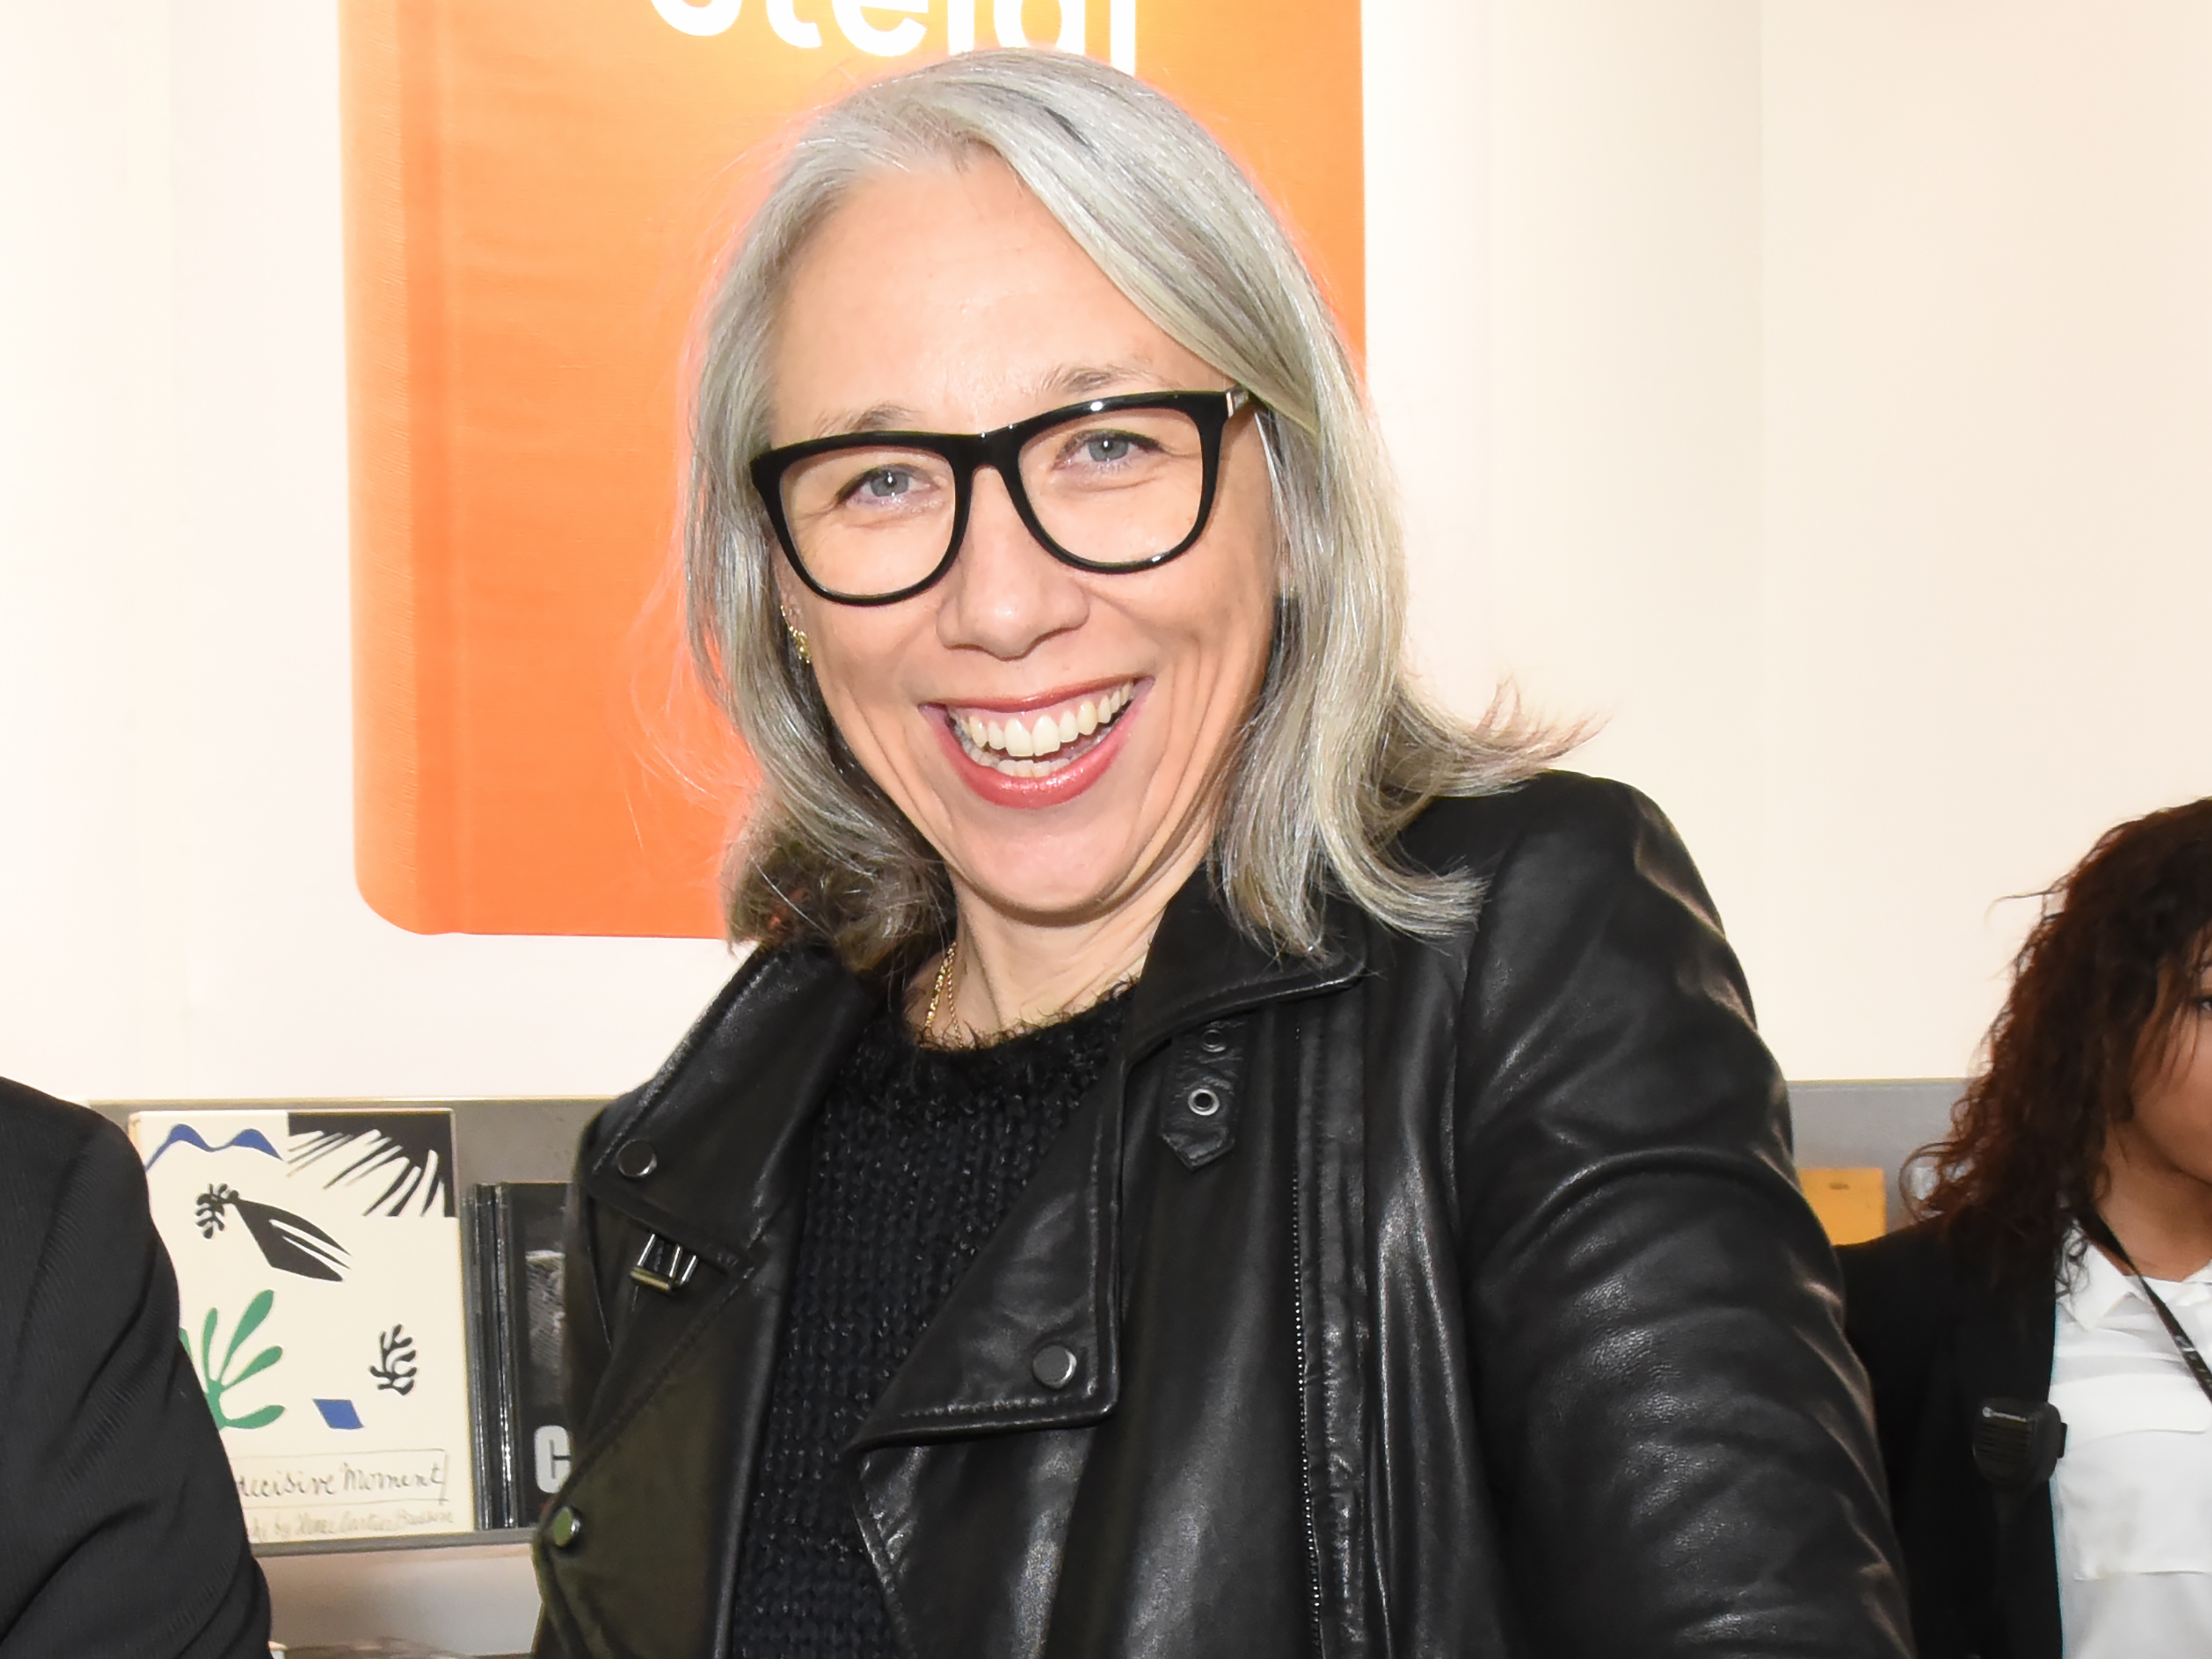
[{"left": 729, "top": 989, "right": 1130, "bottom": 1657}]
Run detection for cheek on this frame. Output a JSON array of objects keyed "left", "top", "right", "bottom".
[
  {"left": 2177, "top": 1029, "right": 2212, "bottom": 1127},
  {"left": 1178, "top": 467, "right": 1279, "bottom": 674},
  {"left": 2136, "top": 1028, "right": 2212, "bottom": 1169},
  {"left": 806, "top": 619, "right": 920, "bottom": 757},
  {"left": 1148, "top": 553, "right": 1272, "bottom": 734}
]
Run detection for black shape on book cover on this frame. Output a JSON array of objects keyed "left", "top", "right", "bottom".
[
  {"left": 195, "top": 1183, "right": 350, "bottom": 1281},
  {"left": 291, "top": 1111, "right": 456, "bottom": 1217}
]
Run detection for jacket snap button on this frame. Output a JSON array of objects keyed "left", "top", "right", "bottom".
[
  {"left": 1186, "top": 1086, "right": 1221, "bottom": 1118},
  {"left": 546, "top": 1505, "right": 582, "bottom": 1549},
  {"left": 1032, "top": 1343, "right": 1079, "bottom": 1389},
  {"left": 614, "top": 1139, "right": 658, "bottom": 1180}
]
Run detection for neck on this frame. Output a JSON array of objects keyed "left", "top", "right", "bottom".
[
  {"left": 2098, "top": 1125, "right": 2212, "bottom": 1280},
  {"left": 923, "top": 839, "right": 1206, "bottom": 1043}
]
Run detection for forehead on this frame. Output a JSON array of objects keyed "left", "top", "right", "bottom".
[{"left": 768, "top": 154, "right": 1220, "bottom": 440}]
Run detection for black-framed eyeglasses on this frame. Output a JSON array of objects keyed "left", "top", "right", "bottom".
[{"left": 749, "top": 388, "right": 1253, "bottom": 606}]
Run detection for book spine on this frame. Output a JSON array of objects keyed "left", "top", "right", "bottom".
[
  {"left": 462, "top": 1186, "right": 512, "bottom": 1530},
  {"left": 461, "top": 1188, "right": 490, "bottom": 1528},
  {"left": 496, "top": 1186, "right": 537, "bottom": 1525},
  {"left": 494, "top": 1187, "right": 527, "bottom": 1529}
]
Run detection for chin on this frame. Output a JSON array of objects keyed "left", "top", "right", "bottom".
[{"left": 953, "top": 845, "right": 1136, "bottom": 925}]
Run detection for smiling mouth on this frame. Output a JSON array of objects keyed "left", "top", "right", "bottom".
[{"left": 944, "top": 681, "right": 1138, "bottom": 779}]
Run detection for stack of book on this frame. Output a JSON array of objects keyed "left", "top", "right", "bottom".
[{"left": 466, "top": 1182, "right": 571, "bottom": 1531}]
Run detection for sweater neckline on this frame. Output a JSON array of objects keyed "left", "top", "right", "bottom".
[{"left": 889, "top": 981, "right": 1135, "bottom": 1062}]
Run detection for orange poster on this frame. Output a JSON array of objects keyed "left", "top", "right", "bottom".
[{"left": 340, "top": 0, "right": 1364, "bottom": 937}]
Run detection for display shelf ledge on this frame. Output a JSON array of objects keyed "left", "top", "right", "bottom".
[{"left": 257, "top": 1528, "right": 533, "bottom": 1559}]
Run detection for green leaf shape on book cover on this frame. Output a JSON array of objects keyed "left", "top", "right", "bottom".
[{"left": 184, "top": 1288, "right": 286, "bottom": 1431}]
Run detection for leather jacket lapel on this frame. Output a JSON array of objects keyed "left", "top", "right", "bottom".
[
  {"left": 540, "top": 950, "right": 875, "bottom": 1659},
  {"left": 845, "top": 1055, "right": 1127, "bottom": 1659},
  {"left": 579, "top": 947, "right": 874, "bottom": 1273},
  {"left": 852, "top": 1051, "right": 1130, "bottom": 1450},
  {"left": 538, "top": 1235, "right": 796, "bottom": 1659},
  {"left": 847, "top": 877, "right": 1365, "bottom": 1659},
  {"left": 849, "top": 871, "right": 1366, "bottom": 1449}
]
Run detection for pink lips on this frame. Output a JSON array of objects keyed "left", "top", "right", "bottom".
[{"left": 931, "top": 679, "right": 1146, "bottom": 810}]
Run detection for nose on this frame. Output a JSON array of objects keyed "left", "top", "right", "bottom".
[{"left": 933, "top": 466, "right": 1089, "bottom": 658}]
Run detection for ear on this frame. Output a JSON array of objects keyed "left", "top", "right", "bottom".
[{"left": 776, "top": 573, "right": 818, "bottom": 630}]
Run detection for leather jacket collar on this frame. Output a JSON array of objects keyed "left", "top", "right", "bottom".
[
  {"left": 572, "top": 864, "right": 1365, "bottom": 1441},
  {"left": 1118, "top": 867, "right": 1366, "bottom": 1057},
  {"left": 577, "top": 863, "right": 1364, "bottom": 1262}
]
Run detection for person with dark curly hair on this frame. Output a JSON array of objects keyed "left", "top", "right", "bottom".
[{"left": 1843, "top": 796, "right": 2212, "bottom": 1659}]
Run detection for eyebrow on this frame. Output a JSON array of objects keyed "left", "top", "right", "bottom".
[
  {"left": 804, "top": 364, "right": 1167, "bottom": 442},
  {"left": 1041, "top": 361, "right": 1157, "bottom": 400},
  {"left": 807, "top": 404, "right": 916, "bottom": 440}
]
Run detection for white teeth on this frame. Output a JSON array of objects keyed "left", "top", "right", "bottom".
[{"left": 953, "top": 681, "right": 1135, "bottom": 768}]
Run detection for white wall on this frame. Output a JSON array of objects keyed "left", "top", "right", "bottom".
[
  {"left": 0, "top": 1, "right": 737, "bottom": 1102},
  {"left": 1754, "top": 3, "right": 2212, "bottom": 1075},
  {"left": 4, "top": 1, "right": 2209, "bottom": 1102},
  {"left": 1469, "top": 1, "right": 2212, "bottom": 1079},
  {"left": 1475, "top": 0, "right": 1769, "bottom": 1007},
  {"left": 1, "top": 2, "right": 180, "bottom": 1093}
]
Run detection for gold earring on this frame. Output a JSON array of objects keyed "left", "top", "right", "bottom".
[{"left": 782, "top": 614, "right": 811, "bottom": 666}]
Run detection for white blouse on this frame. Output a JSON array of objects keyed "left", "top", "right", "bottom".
[{"left": 2048, "top": 1237, "right": 2212, "bottom": 1656}]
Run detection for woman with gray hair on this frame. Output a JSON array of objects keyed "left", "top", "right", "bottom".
[{"left": 534, "top": 49, "right": 1907, "bottom": 1659}]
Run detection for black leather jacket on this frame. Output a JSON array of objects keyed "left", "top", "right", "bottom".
[{"left": 532, "top": 773, "right": 1910, "bottom": 1658}]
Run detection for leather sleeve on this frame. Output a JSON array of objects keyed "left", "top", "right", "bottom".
[
  {"left": 1448, "top": 779, "right": 1910, "bottom": 1657},
  {"left": 0, "top": 1085, "right": 271, "bottom": 1659}
]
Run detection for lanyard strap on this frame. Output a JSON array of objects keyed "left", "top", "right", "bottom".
[{"left": 2082, "top": 1211, "right": 2212, "bottom": 1408}]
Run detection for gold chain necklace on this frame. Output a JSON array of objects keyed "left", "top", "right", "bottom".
[
  {"left": 922, "top": 933, "right": 1150, "bottom": 1046},
  {"left": 922, "top": 935, "right": 959, "bottom": 1043}
]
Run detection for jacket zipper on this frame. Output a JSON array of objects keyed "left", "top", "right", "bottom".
[{"left": 1290, "top": 1107, "right": 1327, "bottom": 1657}]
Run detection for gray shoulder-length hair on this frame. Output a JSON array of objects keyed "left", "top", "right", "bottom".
[{"left": 686, "top": 48, "right": 1563, "bottom": 974}]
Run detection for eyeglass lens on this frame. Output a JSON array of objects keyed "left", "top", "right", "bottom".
[{"left": 778, "top": 404, "right": 1209, "bottom": 601}]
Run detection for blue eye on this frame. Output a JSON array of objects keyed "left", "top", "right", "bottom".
[{"left": 1083, "top": 434, "right": 1134, "bottom": 464}]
